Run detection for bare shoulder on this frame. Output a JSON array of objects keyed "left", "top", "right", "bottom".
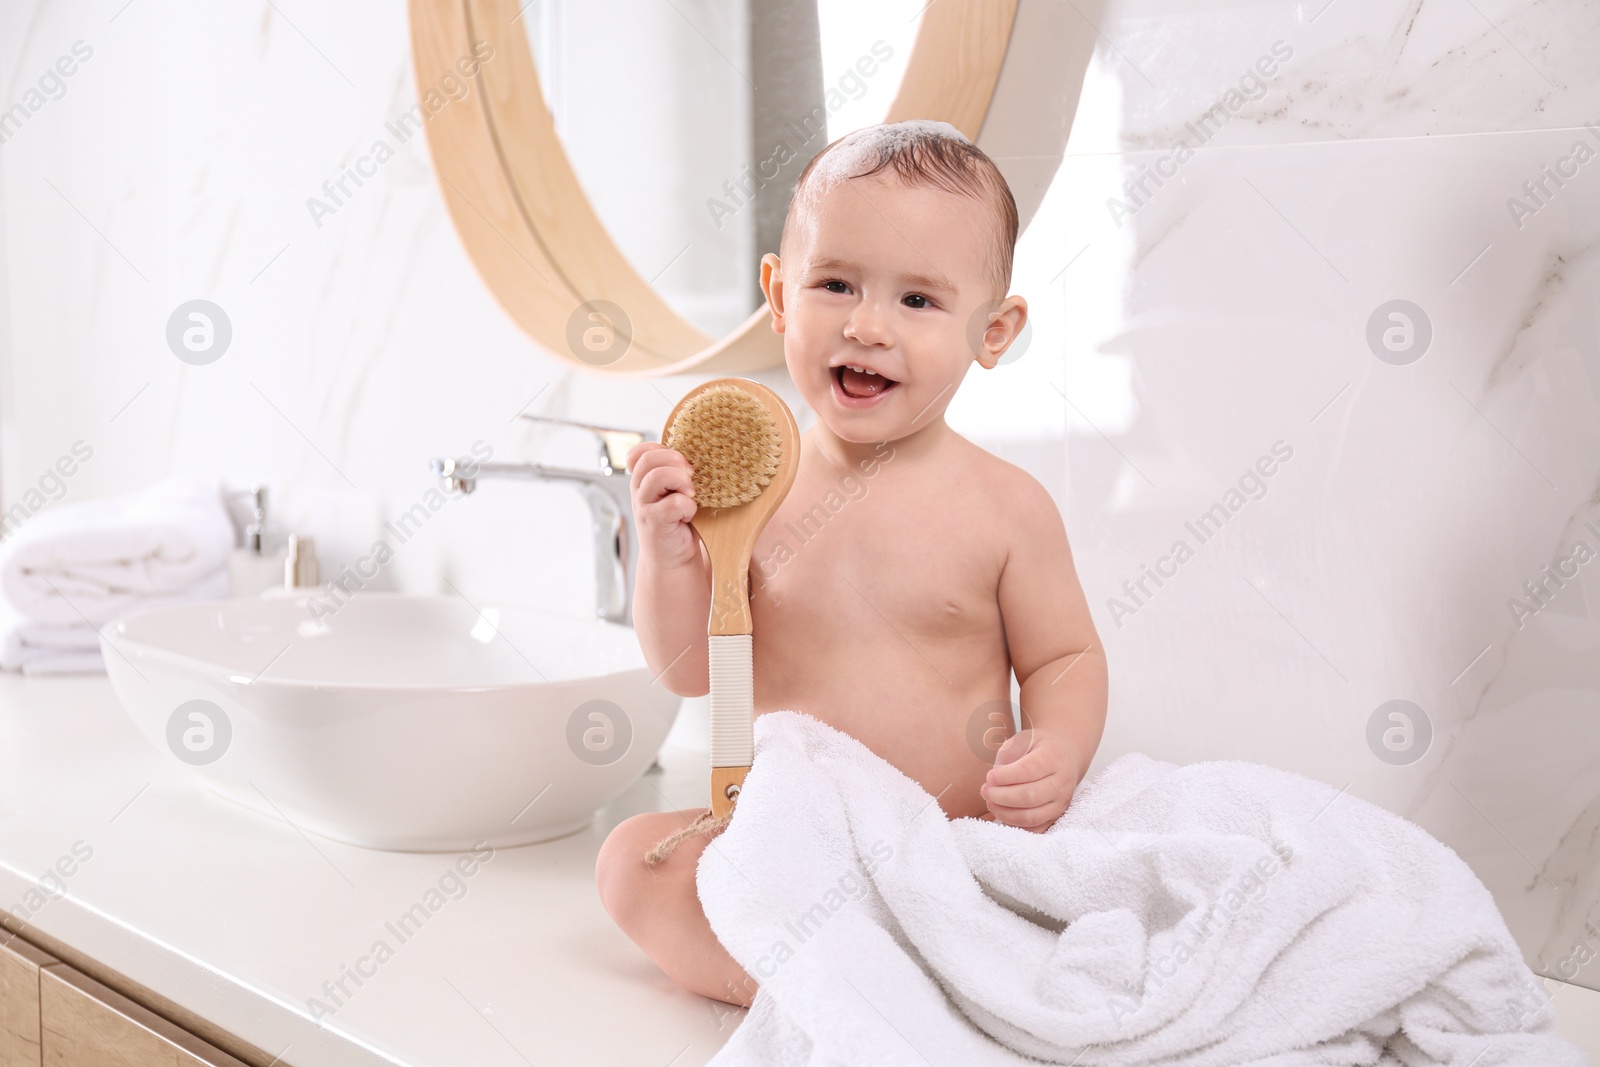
[{"left": 949, "top": 436, "right": 1064, "bottom": 534}]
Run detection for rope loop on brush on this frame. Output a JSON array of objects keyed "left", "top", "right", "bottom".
[{"left": 643, "top": 807, "right": 733, "bottom": 865}]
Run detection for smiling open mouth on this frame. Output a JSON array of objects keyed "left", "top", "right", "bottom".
[{"left": 835, "top": 365, "right": 898, "bottom": 400}]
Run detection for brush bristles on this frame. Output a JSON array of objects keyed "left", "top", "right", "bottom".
[{"left": 666, "top": 384, "right": 782, "bottom": 509}]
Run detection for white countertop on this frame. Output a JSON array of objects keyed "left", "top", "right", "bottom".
[{"left": 0, "top": 673, "right": 735, "bottom": 1067}]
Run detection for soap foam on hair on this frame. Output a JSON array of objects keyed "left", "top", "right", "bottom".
[
  {"left": 789, "top": 119, "right": 972, "bottom": 229},
  {"left": 803, "top": 119, "right": 971, "bottom": 198}
]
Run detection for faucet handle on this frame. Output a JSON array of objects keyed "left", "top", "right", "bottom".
[
  {"left": 222, "top": 484, "right": 269, "bottom": 551},
  {"left": 518, "top": 414, "right": 655, "bottom": 474},
  {"left": 431, "top": 457, "right": 476, "bottom": 494}
]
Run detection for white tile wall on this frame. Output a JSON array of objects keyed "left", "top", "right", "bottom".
[{"left": 1021, "top": 0, "right": 1600, "bottom": 999}]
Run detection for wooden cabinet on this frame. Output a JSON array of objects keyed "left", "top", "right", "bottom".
[
  {"left": 0, "top": 934, "right": 247, "bottom": 1067},
  {"left": 0, "top": 937, "right": 52, "bottom": 1067}
]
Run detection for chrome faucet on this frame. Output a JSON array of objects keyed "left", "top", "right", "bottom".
[{"left": 431, "top": 415, "right": 652, "bottom": 627}]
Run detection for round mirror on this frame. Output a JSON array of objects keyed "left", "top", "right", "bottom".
[{"left": 408, "top": 0, "right": 1029, "bottom": 375}]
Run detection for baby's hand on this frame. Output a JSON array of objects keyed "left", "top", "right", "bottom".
[
  {"left": 627, "top": 441, "right": 699, "bottom": 568},
  {"left": 980, "top": 728, "right": 1082, "bottom": 832}
]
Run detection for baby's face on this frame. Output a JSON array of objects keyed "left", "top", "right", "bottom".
[{"left": 760, "top": 173, "right": 1024, "bottom": 445}]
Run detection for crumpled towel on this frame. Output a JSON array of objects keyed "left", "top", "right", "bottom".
[{"left": 696, "top": 709, "right": 1584, "bottom": 1066}]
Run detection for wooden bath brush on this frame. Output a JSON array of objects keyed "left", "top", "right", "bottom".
[{"left": 642, "top": 378, "right": 798, "bottom": 864}]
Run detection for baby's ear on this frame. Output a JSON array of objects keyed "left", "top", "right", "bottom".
[
  {"left": 760, "top": 253, "right": 787, "bottom": 333},
  {"left": 974, "top": 295, "right": 1028, "bottom": 370}
]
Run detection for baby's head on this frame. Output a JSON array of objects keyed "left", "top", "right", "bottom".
[{"left": 759, "top": 119, "right": 1026, "bottom": 446}]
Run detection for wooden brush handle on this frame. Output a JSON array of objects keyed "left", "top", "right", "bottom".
[
  {"left": 711, "top": 766, "right": 747, "bottom": 819},
  {"left": 661, "top": 378, "right": 800, "bottom": 817},
  {"left": 699, "top": 532, "right": 755, "bottom": 636}
]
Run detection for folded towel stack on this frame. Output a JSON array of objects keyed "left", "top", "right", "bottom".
[
  {"left": 0, "top": 475, "right": 234, "bottom": 675},
  {"left": 0, "top": 604, "right": 106, "bottom": 675}
]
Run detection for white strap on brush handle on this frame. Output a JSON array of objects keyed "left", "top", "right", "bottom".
[{"left": 708, "top": 634, "right": 754, "bottom": 767}]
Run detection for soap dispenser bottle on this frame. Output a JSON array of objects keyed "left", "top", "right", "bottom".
[
  {"left": 262, "top": 534, "right": 321, "bottom": 599},
  {"left": 227, "top": 486, "right": 289, "bottom": 597},
  {"left": 284, "top": 534, "right": 320, "bottom": 591}
]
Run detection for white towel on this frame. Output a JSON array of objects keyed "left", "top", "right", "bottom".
[
  {"left": 698, "top": 711, "right": 1584, "bottom": 1066},
  {"left": 0, "top": 475, "right": 232, "bottom": 627},
  {"left": 0, "top": 600, "right": 104, "bottom": 674},
  {"left": 0, "top": 643, "right": 103, "bottom": 675}
]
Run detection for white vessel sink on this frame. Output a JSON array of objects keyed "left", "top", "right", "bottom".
[{"left": 99, "top": 593, "right": 681, "bottom": 851}]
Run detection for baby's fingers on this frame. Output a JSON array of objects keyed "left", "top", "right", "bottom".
[
  {"left": 626, "top": 439, "right": 659, "bottom": 470},
  {"left": 985, "top": 789, "right": 1067, "bottom": 831},
  {"left": 981, "top": 776, "right": 1059, "bottom": 812},
  {"left": 986, "top": 738, "right": 1048, "bottom": 786},
  {"left": 628, "top": 443, "right": 693, "bottom": 490},
  {"left": 642, "top": 488, "right": 696, "bottom": 528},
  {"left": 637, "top": 463, "right": 695, "bottom": 504}
]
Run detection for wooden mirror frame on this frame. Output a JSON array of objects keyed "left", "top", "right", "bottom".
[{"left": 408, "top": 0, "right": 1020, "bottom": 377}]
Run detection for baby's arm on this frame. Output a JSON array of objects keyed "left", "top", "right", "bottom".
[
  {"left": 983, "top": 472, "right": 1108, "bottom": 831},
  {"left": 626, "top": 441, "right": 711, "bottom": 696}
]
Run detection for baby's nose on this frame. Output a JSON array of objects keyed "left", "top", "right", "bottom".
[{"left": 843, "top": 307, "right": 892, "bottom": 346}]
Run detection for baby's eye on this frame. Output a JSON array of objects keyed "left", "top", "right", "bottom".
[
  {"left": 903, "top": 293, "right": 933, "bottom": 309},
  {"left": 820, "top": 279, "right": 850, "bottom": 294}
]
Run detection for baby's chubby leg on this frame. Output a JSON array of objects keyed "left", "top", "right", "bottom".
[{"left": 595, "top": 809, "right": 758, "bottom": 1007}]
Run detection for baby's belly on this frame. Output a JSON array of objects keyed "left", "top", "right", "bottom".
[{"left": 751, "top": 629, "right": 1010, "bottom": 821}]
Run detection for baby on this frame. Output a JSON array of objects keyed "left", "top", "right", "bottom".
[{"left": 594, "top": 120, "right": 1107, "bottom": 1008}]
